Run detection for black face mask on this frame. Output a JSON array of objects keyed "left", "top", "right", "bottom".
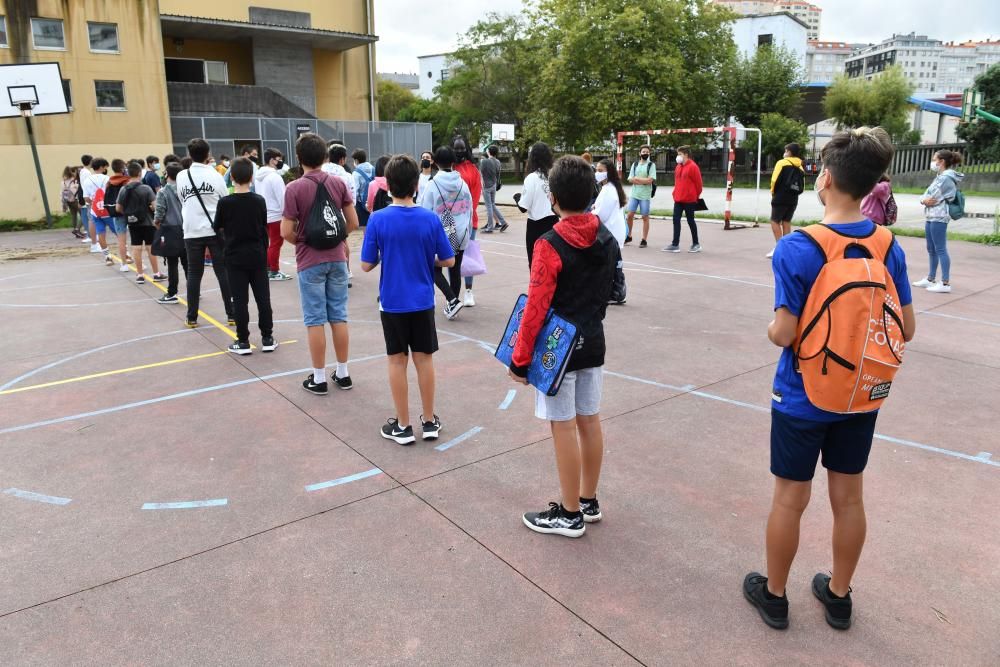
[
  {"left": 454, "top": 150, "right": 467, "bottom": 162},
  {"left": 275, "top": 159, "right": 284, "bottom": 170},
  {"left": 640, "top": 153, "right": 650, "bottom": 160},
  {"left": 421, "top": 159, "right": 432, "bottom": 169}
]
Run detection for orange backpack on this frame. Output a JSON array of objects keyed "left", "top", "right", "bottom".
[{"left": 794, "top": 224, "right": 906, "bottom": 414}]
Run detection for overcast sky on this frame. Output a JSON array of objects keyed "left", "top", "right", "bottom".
[{"left": 374, "top": 0, "right": 1000, "bottom": 73}]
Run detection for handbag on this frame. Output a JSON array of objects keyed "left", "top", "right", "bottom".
[
  {"left": 494, "top": 294, "right": 580, "bottom": 396},
  {"left": 152, "top": 224, "right": 184, "bottom": 257},
  {"left": 695, "top": 198, "right": 708, "bottom": 211},
  {"left": 460, "top": 239, "right": 487, "bottom": 277}
]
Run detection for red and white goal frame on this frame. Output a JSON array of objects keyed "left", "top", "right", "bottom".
[{"left": 616, "top": 126, "right": 762, "bottom": 230}]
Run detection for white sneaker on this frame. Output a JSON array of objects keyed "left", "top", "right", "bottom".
[
  {"left": 464, "top": 290, "right": 475, "bottom": 307},
  {"left": 912, "top": 277, "right": 934, "bottom": 288},
  {"left": 89, "top": 244, "right": 102, "bottom": 253},
  {"left": 765, "top": 248, "right": 775, "bottom": 258},
  {"left": 119, "top": 264, "right": 130, "bottom": 273},
  {"left": 81, "top": 236, "right": 92, "bottom": 244},
  {"left": 926, "top": 281, "right": 952, "bottom": 293}
]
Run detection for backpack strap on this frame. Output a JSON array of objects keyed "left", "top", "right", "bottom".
[{"left": 796, "top": 223, "right": 894, "bottom": 264}]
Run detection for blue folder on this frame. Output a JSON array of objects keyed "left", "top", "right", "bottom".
[{"left": 494, "top": 294, "right": 580, "bottom": 396}]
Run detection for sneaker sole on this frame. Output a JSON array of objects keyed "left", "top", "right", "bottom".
[
  {"left": 302, "top": 385, "right": 328, "bottom": 396},
  {"left": 445, "top": 303, "right": 465, "bottom": 320},
  {"left": 158, "top": 299, "right": 179, "bottom": 305},
  {"left": 583, "top": 512, "right": 602, "bottom": 523},
  {"left": 812, "top": 577, "right": 851, "bottom": 630},
  {"left": 228, "top": 348, "right": 252, "bottom": 356},
  {"left": 742, "top": 587, "right": 789, "bottom": 630},
  {"left": 422, "top": 428, "right": 441, "bottom": 440},
  {"left": 521, "top": 516, "right": 585, "bottom": 537},
  {"left": 261, "top": 344, "right": 278, "bottom": 352},
  {"left": 381, "top": 430, "right": 415, "bottom": 445},
  {"left": 185, "top": 322, "right": 198, "bottom": 329}
]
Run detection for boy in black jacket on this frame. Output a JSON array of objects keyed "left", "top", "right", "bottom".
[{"left": 214, "top": 157, "right": 276, "bottom": 355}]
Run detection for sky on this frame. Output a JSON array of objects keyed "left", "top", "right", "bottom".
[{"left": 373, "top": 0, "right": 1000, "bottom": 74}]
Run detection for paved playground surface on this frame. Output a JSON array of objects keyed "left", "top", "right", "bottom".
[{"left": 1, "top": 212, "right": 998, "bottom": 665}]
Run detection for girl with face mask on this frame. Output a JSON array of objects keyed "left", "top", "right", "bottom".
[
  {"left": 914, "top": 149, "right": 964, "bottom": 293},
  {"left": 417, "top": 151, "right": 436, "bottom": 200},
  {"left": 451, "top": 136, "right": 483, "bottom": 306}
]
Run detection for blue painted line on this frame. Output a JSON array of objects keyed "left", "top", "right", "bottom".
[
  {"left": 3, "top": 487, "right": 72, "bottom": 505},
  {"left": 305, "top": 468, "right": 383, "bottom": 492},
  {"left": 142, "top": 498, "right": 228, "bottom": 510},
  {"left": 976, "top": 452, "right": 992, "bottom": 461},
  {"left": 499, "top": 389, "right": 517, "bottom": 410},
  {"left": 435, "top": 426, "right": 483, "bottom": 452}
]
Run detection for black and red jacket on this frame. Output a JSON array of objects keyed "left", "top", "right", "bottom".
[{"left": 510, "top": 213, "right": 617, "bottom": 377}]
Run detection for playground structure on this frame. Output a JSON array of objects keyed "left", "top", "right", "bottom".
[{"left": 616, "top": 126, "right": 762, "bottom": 230}]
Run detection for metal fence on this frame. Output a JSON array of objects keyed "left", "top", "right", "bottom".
[
  {"left": 168, "top": 117, "right": 434, "bottom": 167},
  {"left": 891, "top": 142, "right": 999, "bottom": 176}
]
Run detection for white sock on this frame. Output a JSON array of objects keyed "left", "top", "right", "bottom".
[
  {"left": 312, "top": 367, "right": 326, "bottom": 384},
  {"left": 336, "top": 362, "right": 349, "bottom": 378}
]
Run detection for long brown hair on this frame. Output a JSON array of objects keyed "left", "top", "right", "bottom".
[{"left": 598, "top": 158, "right": 626, "bottom": 207}]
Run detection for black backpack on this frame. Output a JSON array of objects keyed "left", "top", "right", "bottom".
[
  {"left": 780, "top": 163, "right": 805, "bottom": 196},
  {"left": 304, "top": 174, "right": 347, "bottom": 250},
  {"left": 104, "top": 180, "right": 125, "bottom": 216},
  {"left": 120, "top": 183, "right": 149, "bottom": 224},
  {"left": 372, "top": 187, "right": 391, "bottom": 213}
]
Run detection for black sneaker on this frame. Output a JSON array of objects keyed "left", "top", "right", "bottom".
[
  {"left": 261, "top": 336, "right": 277, "bottom": 352},
  {"left": 498, "top": 222, "right": 509, "bottom": 232},
  {"left": 332, "top": 373, "right": 353, "bottom": 390},
  {"left": 522, "top": 502, "right": 585, "bottom": 538},
  {"left": 443, "top": 298, "right": 464, "bottom": 321},
  {"left": 135, "top": 276, "right": 146, "bottom": 284},
  {"left": 624, "top": 235, "right": 633, "bottom": 245},
  {"left": 421, "top": 414, "right": 442, "bottom": 440},
  {"left": 743, "top": 572, "right": 789, "bottom": 629},
  {"left": 812, "top": 573, "right": 852, "bottom": 630},
  {"left": 302, "top": 374, "right": 328, "bottom": 395},
  {"left": 639, "top": 239, "right": 648, "bottom": 248},
  {"left": 227, "top": 340, "right": 252, "bottom": 356},
  {"left": 157, "top": 294, "right": 178, "bottom": 304},
  {"left": 579, "top": 497, "right": 602, "bottom": 523},
  {"left": 185, "top": 320, "right": 198, "bottom": 329},
  {"left": 381, "top": 418, "right": 415, "bottom": 445}
]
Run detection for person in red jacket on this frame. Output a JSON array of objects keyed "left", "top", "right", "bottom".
[
  {"left": 665, "top": 145, "right": 703, "bottom": 253},
  {"left": 452, "top": 136, "right": 483, "bottom": 307}
]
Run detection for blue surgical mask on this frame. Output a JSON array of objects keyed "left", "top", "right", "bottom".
[{"left": 153, "top": 162, "right": 161, "bottom": 170}]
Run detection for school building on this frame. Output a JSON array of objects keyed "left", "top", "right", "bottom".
[{"left": 0, "top": 0, "right": 379, "bottom": 221}]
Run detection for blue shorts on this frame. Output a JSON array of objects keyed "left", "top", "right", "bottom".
[
  {"left": 298, "top": 261, "right": 349, "bottom": 327},
  {"left": 111, "top": 216, "right": 127, "bottom": 235},
  {"left": 770, "top": 409, "right": 878, "bottom": 482},
  {"left": 92, "top": 215, "right": 113, "bottom": 235},
  {"left": 626, "top": 197, "right": 651, "bottom": 216}
]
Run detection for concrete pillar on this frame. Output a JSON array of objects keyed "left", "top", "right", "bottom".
[{"left": 252, "top": 39, "right": 316, "bottom": 116}]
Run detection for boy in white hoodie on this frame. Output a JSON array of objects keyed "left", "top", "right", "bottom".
[{"left": 255, "top": 148, "right": 291, "bottom": 281}]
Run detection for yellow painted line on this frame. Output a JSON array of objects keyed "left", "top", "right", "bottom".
[
  {"left": 110, "top": 254, "right": 237, "bottom": 340},
  {"left": 0, "top": 340, "right": 298, "bottom": 396}
]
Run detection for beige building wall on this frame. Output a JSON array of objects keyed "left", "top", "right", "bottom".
[{"left": 159, "top": 0, "right": 369, "bottom": 34}]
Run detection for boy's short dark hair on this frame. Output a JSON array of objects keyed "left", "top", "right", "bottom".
[
  {"left": 548, "top": 155, "right": 594, "bottom": 213},
  {"left": 91, "top": 157, "right": 109, "bottom": 170},
  {"left": 487, "top": 145, "right": 499, "bottom": 157},
  {"left": 126, "top": 161, "right": 142, "bottom": 178},
  {"left": 146, "top": 155, "right": 159, "bottom": 168},
  {"left": 166, "top": 162, "right": 183, "bottom": 181},
  {"left": 240, "top": 144, "right": 257, "bottom": 157},
  {"left": 219, "top": 154, "right": 230, "bottom": 162},
  {"left": 784, "top": 143, "right": 801, "bottom": 158},
  {"left": 385, "top": 154, "right": 420, "bottom": 199},
  {"left": 295, "top": 132, "right": 327, "bottom": 169},
  {"left": 187, "top": 138, "right": 211, "bottom": 163},
  {"left": 820, "top": 126, "right": 894, "bottom": 200},
  {"left": 230, "top": 157, "right": 254, "bottom": 185},
  {"left": 81, "top": 154, "right": 93, "bottom": 166},
  {"left": 111, "top": 158, "right": 126, "bottom": 174},
  {"left": 352, "top": 148, "right": 367, "bottom": 164},
  {"left": 329, "top": 144, "right": 348, "bottom": 165},
  {"left": 677, "top": 145, "right": 691, "bottom": 156},
  {"left": 180, "top": 157, "right": 193, "bottom": 169},
  {"left": 640, "top": 144, "right": 651, "bottom": 151},
  {"left": 163, "top": 153, "right": 180, "bottom": 166},
  {"left": 263, "top": 147, "right": 282, "bottom": 164},
  {"left": 434, "top": 146, "right": 455, "bottom": 168},
  {"left": 374, "top": 154, "right": 391, "bottom": 177}
]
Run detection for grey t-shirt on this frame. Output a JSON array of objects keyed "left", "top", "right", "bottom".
[
  {"left": 117, "top": 182, "right": 156, "bottom": 227},
  {"left": 479, "top": 156, "right": 501, "bottom": 189}
]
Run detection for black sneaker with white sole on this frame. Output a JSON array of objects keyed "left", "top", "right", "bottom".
[
  {"left": 421, "top": 414, "right": 442, "bottom": 440},
  {"left": 743, "top": 572, "right": 789, "bottom": 629},
  {"left": 135, "top": 276, "right": 146, "bottom": 284},
  {"left": 812, "top": 573, "right": 852, "bottom": 630},
  {"left": 227, "top": 340, "right": 252, "bottom": 355},
  {"left": 443, "top": 298, "right": 464, "bottom": 320},
  {"left": 157, "top": 294, "right": 179, "bottom": 304},
  {"left": 381, "top": 418, "right": 415, "bottom": 445},
  {"left": 579, "top": 497, "right": 602, "bottom": 523},
  {"left": 261, "top": 336, "right": 277, "bottom": 352},
  {"left": 302, "top": 374, "right": 328, "bottom": 395},
  {"left": 332, "top": 373, "right": 353, "bottom": 390},
  {"left": 522, "top": 502, "right": 585, "bottom": 538}
]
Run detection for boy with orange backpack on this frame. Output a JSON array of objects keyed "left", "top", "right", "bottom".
[{"left": 743, "top": 127, "right": 916, "bottom": 631}]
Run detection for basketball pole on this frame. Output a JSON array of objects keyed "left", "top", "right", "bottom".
[{"left": 23, "top": 112, "right": 53, "bottom": 229}]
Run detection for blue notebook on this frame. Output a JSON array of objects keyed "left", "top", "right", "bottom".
[{"left": 494, "top": 294, "right": 580, "bottom": 396}]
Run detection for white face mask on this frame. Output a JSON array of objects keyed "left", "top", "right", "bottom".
[
  {"left": 595, "top": 171, "right": 608, "bottom": 184},
  {"left": 930, "top": 161, "right": 942, "bottom": 172},
  {"left": 815, "top": 170, "right": 828, "bottom": 207},
  {"left": 675, "top": 155, "right": 684, "bottom": 164}
]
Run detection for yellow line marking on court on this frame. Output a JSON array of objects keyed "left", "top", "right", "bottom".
[
  {"left": 109, "top": 254, "right": 237, "bottom": 339},
  {"left": 0, "top": 340, "right": 298, "bottom": 396}
]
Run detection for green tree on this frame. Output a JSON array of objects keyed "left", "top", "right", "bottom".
[
  {"left": 754, "top": 112, "right": 810, "bottom": 160},
  {"left": 377, "top": 79, "right": 417, "bottom": 121},
  {"left": 529, "top": 0, "right": 737, "bottom": 152},
  {"left": 957, "top": 63, "right": 1000, "bottom": 161},
  {"left": 824, "top": 66, "right": 915, "bottom": 141},
  {"left": 396, "top": 98, "right": 463, "bottom": 149},
  {"left": 719, "top": 45, "right": 803, "bottom": 128}
]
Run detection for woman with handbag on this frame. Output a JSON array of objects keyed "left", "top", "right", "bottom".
[
  {"left": 419, "top": 146, "right": 472, "bottom": 320},
  {"left": 152, "top": 162, "right": 188, "bottom": 304}
]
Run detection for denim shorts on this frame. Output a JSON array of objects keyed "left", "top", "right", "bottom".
[
  {"left": 92, "top": 215, "right": 113, "bottom": 235},
  {"left": 298, "top": 261, "right": 349, "bottom": 327},
  {"left": 535, "top": 366, "right": 603, "bottom": 422},
  {"left": 111, "top": 217, "right": 128, "bottom": 235},
  {"left": 626, "top": 197, "right": 651, "bottom": 216}
]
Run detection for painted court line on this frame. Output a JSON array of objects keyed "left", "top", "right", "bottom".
[
  {"left": 499, "top": 389, "right": 517, "bottom": 410},
  {"left": 874, "top": 434, "right": 1000, "bottom": 468},
  {"left": 603, "top": 370, "right": 694, "bottom": 392},
  {"left": 435, "top": 426, "right": 484, "bottom": 452},
  {"left": 0, "top": 276, "right": 118, "bottom": 293},
  {"left": 305, "top": 468, "right": 383, "bottom": 492},
  {"left": 919, "top": 311, "right": 1000, "bottom": 328},
  {"left": 141, "top": 499, "right": 228, "bottom": 510},
  {"left": 0, "top": 298, "right": 150, "bottom": 308},
  {"left": 3, "top": 488, "right": 72, "bottom": 505}
]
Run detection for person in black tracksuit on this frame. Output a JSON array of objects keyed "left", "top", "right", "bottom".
[{"left": 213, "top": 157, "right": 276, "bottom": 355}]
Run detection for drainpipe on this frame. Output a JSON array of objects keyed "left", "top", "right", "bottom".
[{"left": 366, "top": 0, "right": 376, "bottom": 121}]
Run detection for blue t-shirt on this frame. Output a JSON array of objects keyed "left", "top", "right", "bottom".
[
  {"left": 772, "top": 220, "right": 912, "bottom": 422},
  {"left": 360, "top": 205, "right": 455, "bottom": 313},
  {"left": 142, "top": 170, "right": 161, "bottom": 192}
]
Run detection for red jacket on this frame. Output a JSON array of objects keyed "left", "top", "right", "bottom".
[
  {"left": 455, "top": 161, "right": 483, "bottom": 229},
  {"left": 672, "top": 160, "right": 702, "bottom": 204}
]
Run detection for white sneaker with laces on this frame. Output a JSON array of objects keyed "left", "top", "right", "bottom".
[
  {"left": 89, "top": 244, "right": 102, "bottom": 253},
  {"left": 765, "top": 248, "right": 775, "bottom": 258},
  {"left": 464, "top": 290, "right": 475, "bottom": 307},
  {"left": 119, "top": 264, "right": 129, "bottom": 273},
  {"left": 926, "top": 281, "right": 952, "bottom": 293},
  {"left": 912, "top": 277, "right": 934, "bottom": 288},
  {"left": 81, "top": 237, "right": 92, "bottom": 243}
]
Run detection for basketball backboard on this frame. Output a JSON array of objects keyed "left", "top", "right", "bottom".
[
  {"left": 491, "top": 123, "right": 515, "bottom": 142},
  {"left": 1, "top": 62, "right": 69, "bottom": 118}
]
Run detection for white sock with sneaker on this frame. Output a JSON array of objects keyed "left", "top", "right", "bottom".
[
  {"left": 313, "top": 367, "right": 326, "bottom": 384},
  {"left": 336, "top": 362, "right": 349, "bottom": 378}
]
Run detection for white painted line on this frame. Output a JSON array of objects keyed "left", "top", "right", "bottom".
[
  {"left": 603, "top": 370, "right": 693, "bottom": 392},
  {"left": 3, "top": 488, "right": 72, "bottom": 505},
  {"left": 305, "top": 468, "right": 383, "bottom": 492},
  {"left": 435, "top": 426, "right": 484, "bottom": 452},
  {"left": 919, "top": 311, "right": 1000, "bottom": 328},
  {"left": 975, "top": 452, "right": 992, "bottom": 461},
  {"left": 142, "top": 499, "right": 228, "bottom": 510},
  {"left": 0, "top": 276, "right": 119, "bottom": 293},
  {"left": 499, "top": 390, "right": 517, "bottom": 410},
  {"left": 874, "top": 434, "right": 1000, "bottom": 469}
]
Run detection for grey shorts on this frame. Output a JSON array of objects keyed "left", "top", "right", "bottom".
[{"left": 535, "top": 366, "right": 603, "bottom": 422}]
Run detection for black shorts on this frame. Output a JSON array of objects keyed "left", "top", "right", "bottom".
[
  {"left": 380, "top": 308, "right": 438, "bottom": 356},
  {"left": 129, "top": 225, "right": 155, "bottom": 246},
  {"left": 770, "top": 202, "right": 797, "bottom": 224},
  {"left": 770, "top": 409, "right": 878, "bottom": 482}
]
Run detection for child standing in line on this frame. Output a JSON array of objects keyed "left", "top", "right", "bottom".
[
  {"left": 214, "top": 157, "right": 276, "bottom": 355},
  {"left": 509, "top": 155, "right": 618, "bottom": 538},
  {"left": 361, "top": 154, "right": 455, "bottom": 445}
]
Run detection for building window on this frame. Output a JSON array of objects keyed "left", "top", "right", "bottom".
[
  {"left": 88, "top": 22, "right": 119, "bottom": 53},
  {"left": 758, "top": 34, "right": 774, "bottom": 48},
  {"left": 31, "top": 18, "right": 65, "bottom": 50},
  {"left": 0, "top": 15, "right": 8, "bottom": 48},
  {"left": 95, "top": 80, "right": 126, "bottom": 110},
  {"left": 205, "top": 61, "right": 228, "bottom": 85},
  {"left": 62, "top": 79, "right": 72, "bottom": 109}
]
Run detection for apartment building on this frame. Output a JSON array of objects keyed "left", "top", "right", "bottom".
[
  {"left": 806, "top": 40, "right": 864, "bottom": 83},
  {"left": 713, "top": 0, "right": 822, "bottom": 40}
]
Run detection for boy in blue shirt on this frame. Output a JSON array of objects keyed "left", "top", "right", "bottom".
[
  {"left": 743, "top": 127, "right": 917, "bottom": 630},
  {"left": 361, "top": 154, "right": 455, "bottom": 446}
]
